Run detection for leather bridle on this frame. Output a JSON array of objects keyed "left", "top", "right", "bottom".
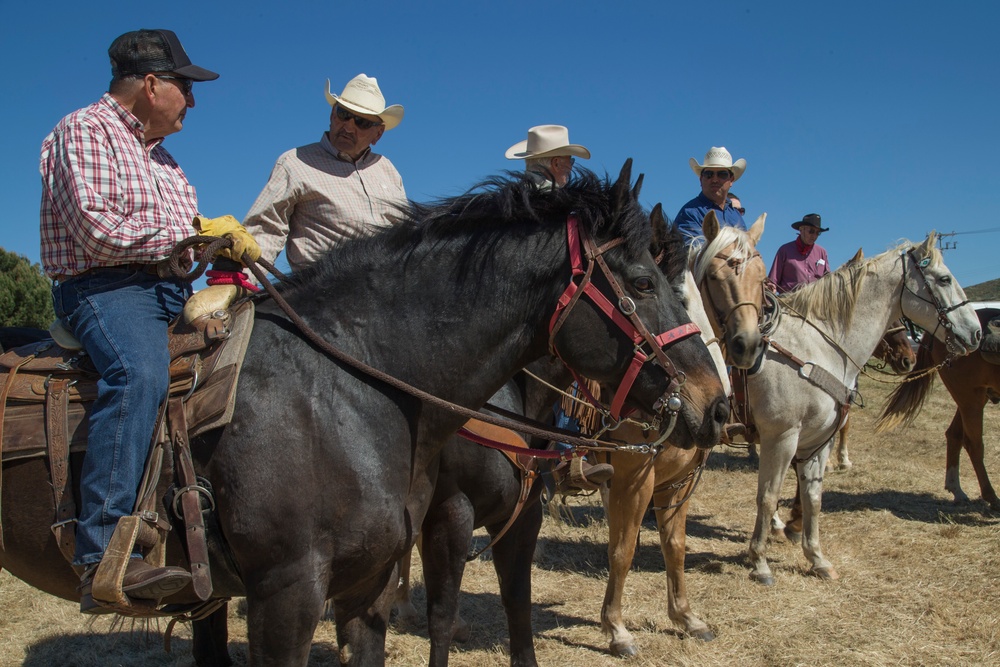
[
  {"left": 902, "top": 250, "right": 969, "bottom": 353},
  {"left": 547, "top": 215, "right": 699, "bottom": 424},
  {"left": 702, "top": 248, "right": 766, "bottom": 334}
]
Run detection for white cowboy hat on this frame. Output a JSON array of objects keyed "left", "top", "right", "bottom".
[
  {"left": 325, "top": 74, "right": 404, "bottom": 130},
  {"left": 688, "top": 146, "right": 747, "bottom": 181},
  {"left": 505, "top": 125, "right": 591, "bottom": 160}
]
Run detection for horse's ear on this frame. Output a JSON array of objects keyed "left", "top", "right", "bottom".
[
  {"left": 702, "top": 209, "right": 720, "bottom": 242},
  {"left": 747, "top": 212, "right": 766, "bottom": 245},
  {"left": 914, "top": 232, "right": 937, "bottom": 259},
  {"left": 631, "top": 173, "right": 645, "bottom": 201},
  {"left": 849, "top": 247, "right": 864, "bottom": 264},
  {"left": 650, "top": 203, "right": 667, "bottom": 247},
  {"left": 612, "top": 158, "right": 634, "bottom": 206}
]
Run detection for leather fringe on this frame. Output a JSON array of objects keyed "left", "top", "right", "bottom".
[{"left": 560, "top": 378, "right": 602, "bottom": 434}]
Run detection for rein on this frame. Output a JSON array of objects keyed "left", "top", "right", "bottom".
[{"left": 170, "top": 221, "right": 686, "bottom": 456}]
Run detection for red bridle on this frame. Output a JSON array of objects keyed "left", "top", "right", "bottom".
[{"left": 548, "top": 215, "right": 700, "bottom": 421}]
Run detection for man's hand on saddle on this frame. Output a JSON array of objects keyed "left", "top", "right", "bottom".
[{"left": 193, "top": 214, "right": 262, "bottom": 265}]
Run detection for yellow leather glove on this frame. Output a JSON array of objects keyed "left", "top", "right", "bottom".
[{"left": 193, "top": 215, "right": 262, "bottom": 264}]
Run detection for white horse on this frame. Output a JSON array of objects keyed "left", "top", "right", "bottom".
[{"left": 746, "top": 234, "right": 981, "bottom": 585}]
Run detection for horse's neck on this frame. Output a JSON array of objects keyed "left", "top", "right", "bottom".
[
  {"left": 686, "top": 272, "right": 730, "bottom": 393},
  {"left": 787, "top": 256, "right": 903, "bottom": 377},
  {"left": 297, "top": 235, "right": 564, "bottom": 414}
]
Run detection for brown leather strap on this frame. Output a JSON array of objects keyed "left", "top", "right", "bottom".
[
  {"left": 0, "top": 352, "right": 38, "bottom": 550},
  {"left": 46, "top": 378, "right": 78, "bottom": 565},
  {"left": 460, "top": 419, "right": 539, "bottom": 561},
  {"left": 168, "top": 396, "right": 212, "bottom": 601}
]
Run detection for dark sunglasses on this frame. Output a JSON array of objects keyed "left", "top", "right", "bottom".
[
  {"left": 334, "top": 105, "right": 382, "bottom": 130},
  {"left": 155, "top": 75, "right": 193, "bottom": 96},
  {"left": 736, "top": 207, "right": 746, "bottom": 215},
  {"left": 701, "top": 169, "right": 732, "bottom": 180}
]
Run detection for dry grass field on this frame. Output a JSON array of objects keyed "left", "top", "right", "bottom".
[{"left": 2, "top": 372, "right": 999, "bottom": 666}]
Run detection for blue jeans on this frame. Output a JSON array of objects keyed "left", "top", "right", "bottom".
[{"left": 52, "top": 268, "right": 191, "bottom": 566}]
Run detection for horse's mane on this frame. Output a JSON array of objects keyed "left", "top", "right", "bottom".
[
  {"left": 780, "top": 239, "right": 935, "bottom": 330},
  {"left": 687, "top": 226, "right": 759, "bottom": 283},
  {"left": 274, "top": 168, "right": 652, "bottom": 296}
]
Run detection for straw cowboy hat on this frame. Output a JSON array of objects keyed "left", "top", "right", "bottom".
[
  {"left": 325, "top": 74, "right": 404, "bottom": 130},
  {"left": 791, "top": 213, "right": 829, "bottom": 232},
  {"left": 688, "top": 146, "right": 747, "bottom": 181},
  {"left": 505, "top": 125, "right": 591, "bottom": 160}
]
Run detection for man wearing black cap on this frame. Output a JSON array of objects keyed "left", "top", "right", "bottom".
[
  {"left": 767, "top": 213, "right": 831, "bottom": 293},
  {"left": 39, "top": 29, "right": 257, "bottom": 613}
]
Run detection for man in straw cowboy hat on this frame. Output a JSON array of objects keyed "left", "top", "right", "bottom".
[
  {"left": 674, "top": 146, "right": 748, "bottom": 244},
  {"left": 505, "top": 124, "right": 614, "bottom": 492},
  {"left": 244, "top": 73, "right": 407, "bottom": 272},
  {"left": 505, "top": 124, "right": 590, "bottom": 189},
  {"left": 768, "top": 213, "right": 831, "bottom": 293}
]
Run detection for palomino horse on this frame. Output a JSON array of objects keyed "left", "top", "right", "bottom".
[
  {"left": 0, "top": 164, "right": 729, "bottom": 667},
  {"left": 600, "top": 211, "right": 767, "bottom": 658},
  {"left": 390, "top": 208, "right": 761, "bottom": 664},
  {"left": 878, "top": 308, "right": 1000, "bottom": 510},
  {"left": 745, "top": 235, "right": 980, "bottom": 586}
]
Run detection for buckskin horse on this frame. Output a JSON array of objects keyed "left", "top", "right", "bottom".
[
  {"left": 599, "top": 210, "right": 767, "bottom": 657},
  {"left": 745, "top": 235, "right": 980, "bottom": 586},
  {"left": 0, "top": 163, "right": 728, "bottom": 667},
  {"left": 877, "top": 307, "right": 1000, "bottom": 510}
]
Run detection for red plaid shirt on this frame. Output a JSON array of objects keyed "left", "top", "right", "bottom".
[{"left": 40, "top": 93, "right": 201, "bottom": 278}]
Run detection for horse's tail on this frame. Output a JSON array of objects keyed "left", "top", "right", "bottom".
[{"left": 875, "top": 334, "right": 938, "bottom": 432}]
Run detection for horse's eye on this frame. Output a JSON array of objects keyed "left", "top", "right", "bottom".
[
  {"left": 634, "top": 277, "right": 654, "bottom": 292},
  {"left": 938, "top": 275, "right": 952, "bottom": 286}
]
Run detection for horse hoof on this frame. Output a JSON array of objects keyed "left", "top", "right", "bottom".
[
  {"left": 783, "top": 527, "right": 802, "bottom": 544},
  {"left": 691, "top": 628, "right": 716, "bottom": 642},
  {"left": 812, "top": 566, "right": 840, "bottom": 581},
  {"left": 609, "top": 640, "right": 639, "bottom": 658},
  {"left": 750, "top": 572, "right": 775, "bottom": 586},
  {"left": 452, "top": 617, "right": 471, "bottom": 643}
]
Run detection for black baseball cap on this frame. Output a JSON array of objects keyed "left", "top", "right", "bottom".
[{"left": 108, "top": 29, "right": 219, "bottom": 81}]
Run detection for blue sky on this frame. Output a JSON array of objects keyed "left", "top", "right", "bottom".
[{"left": 3, "top": 1, "right": 999, "bottom": 288}]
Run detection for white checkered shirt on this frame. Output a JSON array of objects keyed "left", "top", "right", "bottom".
[{"left": 243, "top": 133, "right": 407, "bottom": 272}]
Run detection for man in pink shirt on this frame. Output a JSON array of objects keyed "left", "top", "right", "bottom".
[{"left": 767, "top": 213, "right": 830, "bottom": 293}]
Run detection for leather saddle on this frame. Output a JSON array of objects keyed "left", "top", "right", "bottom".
[{"left": 0, "top": 296, "right": 254, "bottom": 613}]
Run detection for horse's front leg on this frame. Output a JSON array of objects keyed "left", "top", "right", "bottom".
[
  {"left": 192, "top": 602, "right": 232, "bottom": 667},
  {"left": 944, "top": 408, "right": 972, "bottom": 504},
  {"left": 422, "top": 493, "right": 475, "bottom": 667},
  {"left": 392, "top": 544, "right": 420, "bottom": 628},
  {"left": 244, "top": 558, "right": 334, "bottom": 667},
  {"left": 832, "top": 412, "right": 852, "bottom": 470},
  {"left": 797, "top": 444, "right": 838, "bottom": 580},
  {"left": 956, "top": 394, "right": 1000, "bottom": 510},
  {"left": 653, "top": 485, "right": 713, "bottom": 641},
  {"left": 748, "top": 437, "right": 796, "bottom": 586},
  {"left": 334, "top": 567, "right": 398, "bottom": 667},
  {"left": 601, "top": 455, "right": 655, "bottom": 657},
  {"left": 490, "top": 497, "right": 543, "bottom": 667}
]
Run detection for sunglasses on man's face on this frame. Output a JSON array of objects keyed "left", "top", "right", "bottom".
[
  {"left": 701, "top": 169, "right": 732, "bottom": 181},
  {"left": 334, "top": 105, "right": 382, "bottom": 130},
  {"left": 155, "top": 75, "right": 193, "bottom": 96}
]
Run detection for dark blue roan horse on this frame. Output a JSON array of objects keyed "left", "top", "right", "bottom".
[{"left": 0, "top": 162, "right": 728, "bottom": 666}]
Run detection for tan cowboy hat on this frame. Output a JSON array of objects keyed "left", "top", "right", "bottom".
[
  {"left": 325, "top": 74, "right": 404, "bottom": 130},
  {"left": 505, "top": 125, "right": 591, "bottom": 160},
  {"left": 688, "top": 146, "right": 747, "bottom": 181}
]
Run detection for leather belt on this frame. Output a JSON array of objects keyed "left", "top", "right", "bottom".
[{"left": 54, "top": 263, "right": 165, "bottom": 284}]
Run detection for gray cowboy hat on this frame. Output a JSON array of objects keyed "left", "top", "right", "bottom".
[{"left": 791, "top": 213, "right": 829, "bottom": 232}]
